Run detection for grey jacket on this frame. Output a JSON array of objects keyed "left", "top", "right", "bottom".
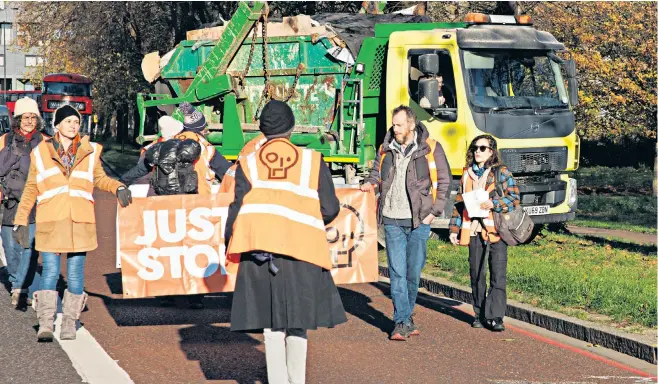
[{"left": 364, "top": 122, "right": 451, "bottom": 228}]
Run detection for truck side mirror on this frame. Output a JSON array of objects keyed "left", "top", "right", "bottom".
[
  {"left": 418, "top": 78, "right": 441, "bottom": 109},
  {"left": 418, "top": 78, "right": 457, "bottom": 122},
  {"left": 418, "top": 54, "right": 439, "bottom": 75},
  {"left": 565, "top": 59, "right": 579, "bottom": 106}
]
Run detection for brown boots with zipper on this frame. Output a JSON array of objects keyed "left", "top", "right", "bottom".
[
  {"left": 60, "top": 290, "right": 87, "bottom": 340},
  {"left": 34, "top": 289, "right": 87, "bottom": 342},
  {"left": 34, "top": 290, "right": 58, "bottom": 342}
]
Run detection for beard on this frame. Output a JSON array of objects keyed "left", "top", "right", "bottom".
[{"left": 395, "top": 132, "right": 411, "bottom": 145}]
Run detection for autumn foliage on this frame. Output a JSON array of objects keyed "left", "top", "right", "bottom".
[{"left": 532, "top": 2, "right": 656, "bottom": 144}]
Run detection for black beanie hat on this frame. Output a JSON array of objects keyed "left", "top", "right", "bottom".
[
  {"left": 259, "top": 100, "right": 295, "bottom": 138},
  {"left": 53, "top": 105, "right": 81, "bottom": 127}
]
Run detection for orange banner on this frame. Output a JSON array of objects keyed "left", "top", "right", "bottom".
[
  {"left": 119, "top": 189, "right": 378, "bottom": 298},
  {"left": 328, "top": 188, "right": 379, "bottom": 285}
]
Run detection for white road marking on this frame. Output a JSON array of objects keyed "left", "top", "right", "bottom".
[{"left": 54, "top": 313, "right": 134, "bottom": 383}]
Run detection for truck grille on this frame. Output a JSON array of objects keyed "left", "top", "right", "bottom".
[{"left": 500, "top": 147, "right": 568, "bottom": 174}]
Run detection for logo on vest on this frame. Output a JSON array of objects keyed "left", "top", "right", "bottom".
[
  {"left": 260, "top": 140, "right": 298, "bottom": 179},
  {"left": 325, "top": 204, "right": 365, "bottom": 268}
]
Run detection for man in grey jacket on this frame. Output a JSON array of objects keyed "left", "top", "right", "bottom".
[{"left": 361, "top": 105, "right": 451, "bottom": 340}]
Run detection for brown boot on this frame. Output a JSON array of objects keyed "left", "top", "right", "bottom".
[
  {"left": 60, "top": 290, "right": 88, "bottom": 340},
  {"left": 35, "top": 290, "right": 58, "bottom": 342}
]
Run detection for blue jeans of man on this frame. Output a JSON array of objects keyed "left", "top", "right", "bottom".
[
  {"left": 384, "top": 223, "right": 431, "bottom": 325},
  {"left": 1, "top": 224, "right": 40, "bottom": 296},
  {"left": 40, "top": 252, "right": 86, "bottom": 295}
]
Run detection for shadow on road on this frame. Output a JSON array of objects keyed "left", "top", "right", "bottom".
[
  {"left": 367, "top": 282, "right": 474, "bottom": 326},
  {"left": 179, "top": 324, "right": 266, "bottom": 383},
  {"left": 573, "top": 234, "right": 656, "bottom": 255},
  {"left": 86, "top": 272, "right": 232, "bottom": 327}
]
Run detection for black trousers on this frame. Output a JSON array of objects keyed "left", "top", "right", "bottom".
[{"left": 468, "top": 235, "right": 508, "bottom": 320}]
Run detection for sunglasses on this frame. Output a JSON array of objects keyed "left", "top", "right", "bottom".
[{"left": 471, "top": 145, "right": 492, "bottom": 153}]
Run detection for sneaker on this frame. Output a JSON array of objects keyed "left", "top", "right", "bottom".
[
  {"left": 390, "top": 322, "right": 409, "bottom": 341},
  {"left": 487, "top": 318, "right": 505, "bottom": 332},
  {"left": 407, "top": 317, "right": 420, "bottom": 336},
  {"left": 471, "top": 318, "right": 484, "bottom": 329}
]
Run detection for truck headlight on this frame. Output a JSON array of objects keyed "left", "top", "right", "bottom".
[{"left": 568, "top": 178, "right": 577, "bottom": 207}]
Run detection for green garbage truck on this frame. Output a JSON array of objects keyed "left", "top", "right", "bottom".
[{"left": 136, "top": 1, "right": 580, "bottom": 228}]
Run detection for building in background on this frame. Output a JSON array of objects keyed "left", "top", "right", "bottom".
[{"left": 0, "top": 2, "right": 43, "bottom": 92}]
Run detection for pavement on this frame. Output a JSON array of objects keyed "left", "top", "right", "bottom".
[{"left": 0, "top": 191, "right": 656, "bottom": 384}]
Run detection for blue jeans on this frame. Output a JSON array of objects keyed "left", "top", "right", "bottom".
[
  {"left": 1, "top": 224, "right": 40, "bottom": 296},
  {"left": 40, "top": 252, "right": 86, "bottom": 295},
  {"left": 384, "top": 223, "right": 431, "bottom": 324}
]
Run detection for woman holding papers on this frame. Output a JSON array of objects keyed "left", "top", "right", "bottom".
[{"left": 448, "top": 135, "right": 519, "bottom": 332}]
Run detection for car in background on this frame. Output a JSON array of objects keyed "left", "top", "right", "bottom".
[{"left": 0, "top": 105, "right": 11, "bottom": 133}]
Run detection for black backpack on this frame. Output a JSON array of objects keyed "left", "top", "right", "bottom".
[{"left": 492, "top": 167, "right": 534, "bottom": 246}]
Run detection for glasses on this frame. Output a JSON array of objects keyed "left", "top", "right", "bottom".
[
  {"left": 471, "top": 145, "right": 491, "bottom": 153},
  {"left": 21, "top": 116, "right": 38, "bottom": 121}
]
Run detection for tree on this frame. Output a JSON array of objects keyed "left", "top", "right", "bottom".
[{"left": 532, "top": 2, "right": 656, "bottom": 144}]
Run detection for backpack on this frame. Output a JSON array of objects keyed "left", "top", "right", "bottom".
[
  {"left": 145, "top": 138, "right": 201, "bottom": 195},
  {"left": 492, "top": 167, "right": 534, "bottom": 246}
]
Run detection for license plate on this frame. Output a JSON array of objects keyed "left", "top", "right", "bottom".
[{"left": 523, "top": 205, "right": 549, "bottom": 216}]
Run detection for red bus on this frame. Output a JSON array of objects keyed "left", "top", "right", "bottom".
[
  {"left": 0, "top": 90, "right": 42, "bottom": 115},
  {"left": 41, "top": 73, "right": 93, "bottom": 136}
]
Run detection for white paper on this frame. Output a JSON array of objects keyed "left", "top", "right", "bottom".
[{"left": 462, "top": 188, "right": 490, "bottom": 218}]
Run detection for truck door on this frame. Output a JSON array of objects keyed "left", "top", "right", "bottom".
[{"left": 389, "top": 45, "right": 467, "bottom": 176}]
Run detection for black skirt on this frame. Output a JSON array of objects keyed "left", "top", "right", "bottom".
[{"left": 230, "top": 253, "right": 348, "bottom": 332}]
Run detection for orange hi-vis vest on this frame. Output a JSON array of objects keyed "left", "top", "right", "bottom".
[
  {"left": 227, "top": 138, "right": 332, "bottom": 270},
  {"left": 31, "top": 139, "right": 101, "bottom": 224},
  {"left": 174, "top": 131, "right": 216, "bottom": 195},
  {"left": 458, "top": 167, "right": 500, "bottom": 245},
  {"left": 378, "top": 138, "right": 439, "bottom": 200},
  {"left": 219, "top": 134, "right": 268, "bottom": 195}
]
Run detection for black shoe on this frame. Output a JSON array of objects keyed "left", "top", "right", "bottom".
[
  {"left": 487, "top": 318, "right": 505, "bottom": 332},
  {"left": 471, "top": 318, "right": 484, "bottom": 329}
]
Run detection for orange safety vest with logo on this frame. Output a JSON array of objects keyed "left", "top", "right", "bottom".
[
  {"left": 219, "top": 134, "right": 268, "bottom": 195},
  {"left": 227, "top": 138, "right": 332, "bottom": 270},
  {"left": 378, "top": 138, "right": 439, "bottom": 201},
  {"left": 174, "top": 131, "right": 216, "bottom": 195},
  {"left": 458, "top": 168, "right": 500, "bottom": 245},
  {"left": 31, "top": 139, "right": 102, "bottom": 224}
]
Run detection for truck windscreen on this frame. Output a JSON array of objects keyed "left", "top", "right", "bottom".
[
  {"left": 43, "top": 82, "right": 91, "bottom": 97},
  {"left": 462, "top": 50, "right": 569, "bottom": 112}
]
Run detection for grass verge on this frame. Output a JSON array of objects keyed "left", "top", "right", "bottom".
[
  {"left": 574, "top": 195, "right": 656, "bottom": 233},
  {"left": 570, "top": 219, "right": 656, "bottom": 234},
  {"left": 382, "top": 230, "right": 657, "bottom": 331},
  {"left": 573, "top": 166, "right": 653, "bottom": 195}
]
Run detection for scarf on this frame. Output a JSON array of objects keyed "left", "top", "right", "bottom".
[
  {"left": 53, "top": 133, "right": 80, "bottom": 176},
  {"left": 466, "top": 166, "right": 491, "bottom": 235}
]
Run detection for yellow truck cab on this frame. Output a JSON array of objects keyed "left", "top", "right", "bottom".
[{"left": 385, "top": 14, "right": 579, "bottom": 226}]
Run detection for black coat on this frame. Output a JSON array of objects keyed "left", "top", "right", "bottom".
[{"left": 0, "top": 131, "right": 44, "bottom": 225}]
